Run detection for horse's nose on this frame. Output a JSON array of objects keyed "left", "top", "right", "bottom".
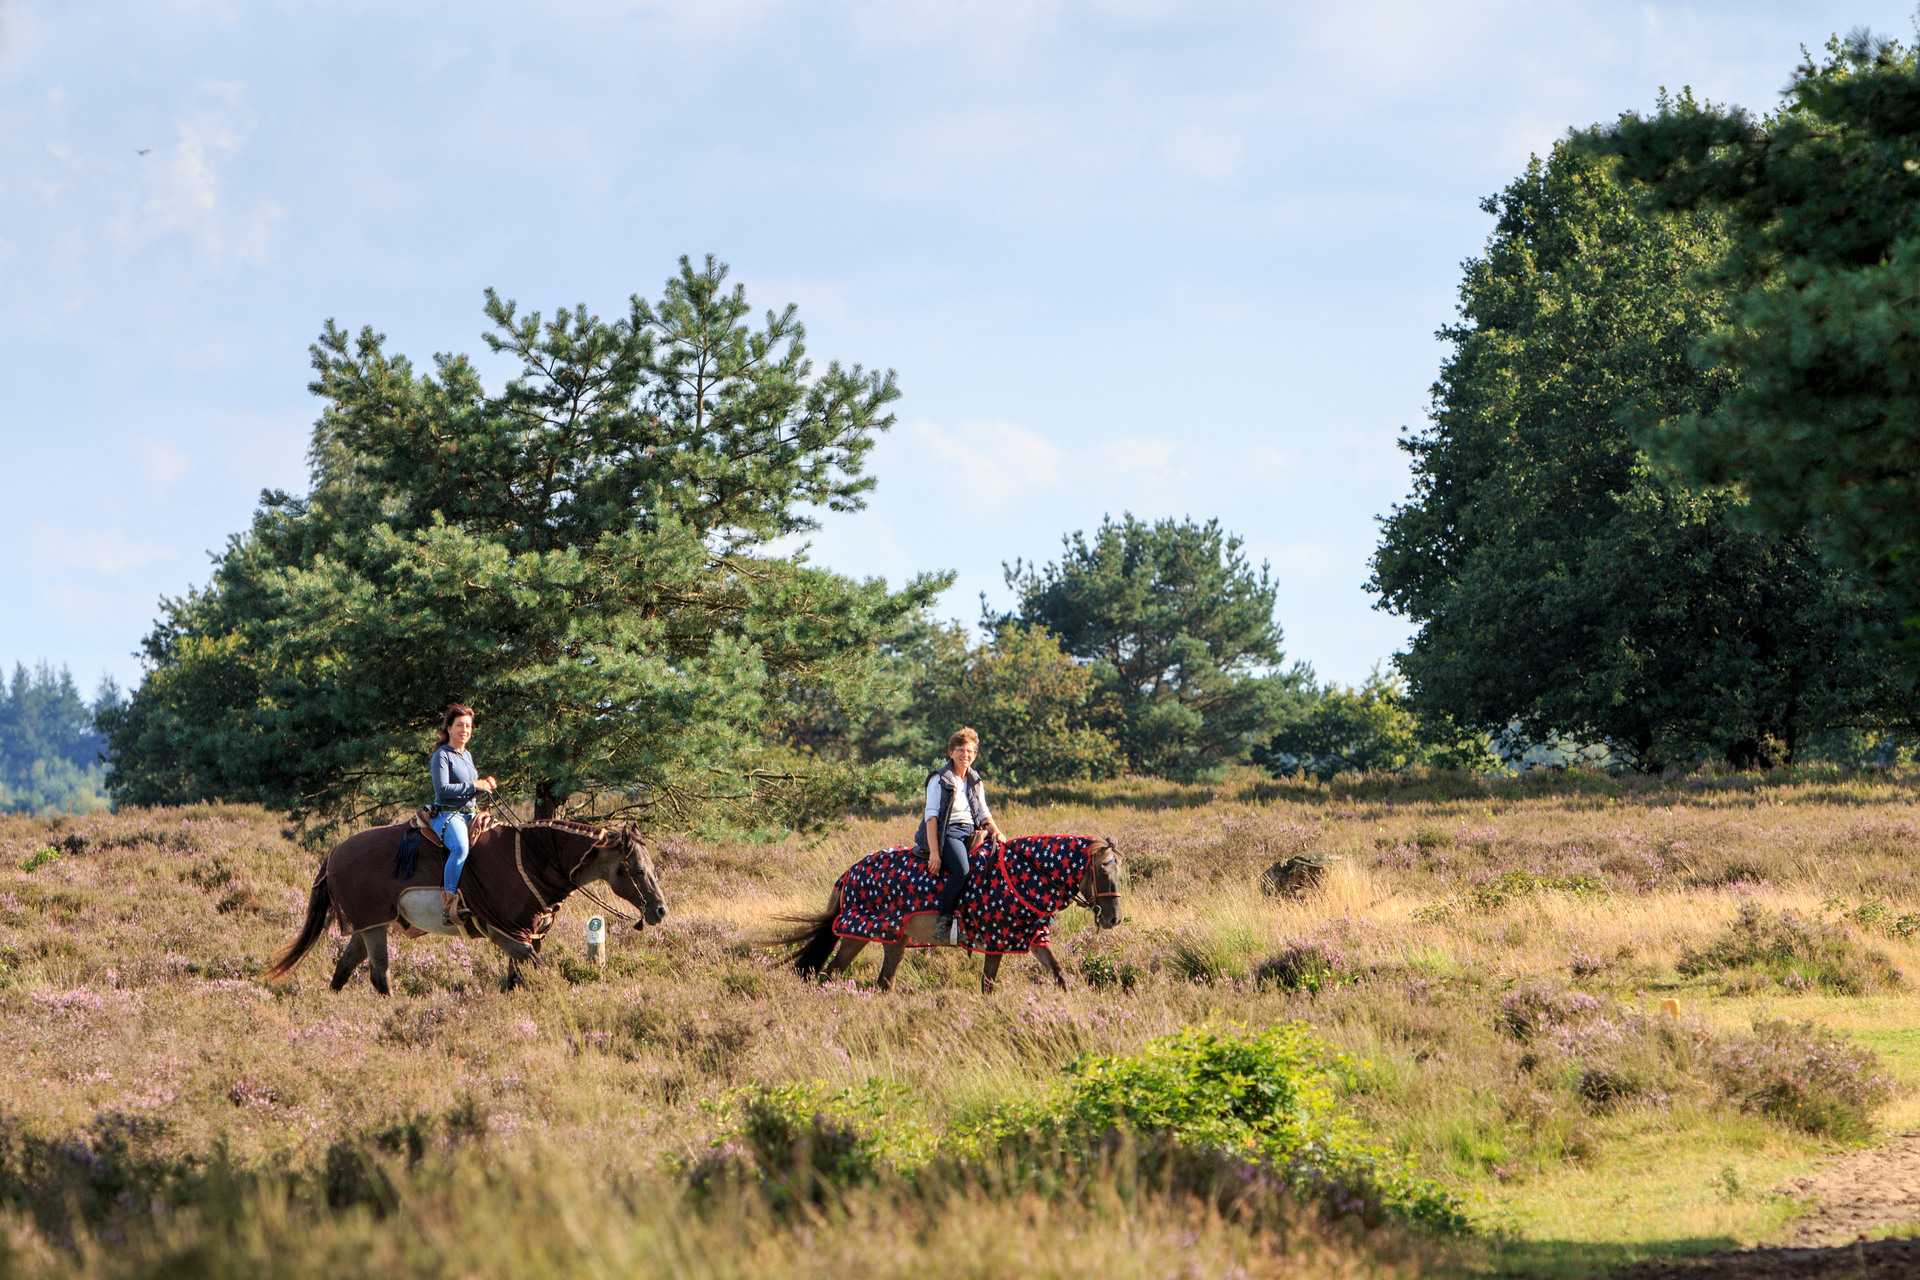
[{"left": 647, "top": 904, "right": 668, "bottom": 925}]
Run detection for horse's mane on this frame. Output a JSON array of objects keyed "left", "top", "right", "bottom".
[{"left": 514, "top": 818, "right": 618, "bottom": 842}]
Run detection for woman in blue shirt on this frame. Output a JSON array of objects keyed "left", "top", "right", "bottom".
[{"left": 430, "top": 703, "right": 497, "bottom": 925}]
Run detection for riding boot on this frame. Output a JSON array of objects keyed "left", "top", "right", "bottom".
[{"left": 441, "top": 890, "right": 458, "bottom": 928}]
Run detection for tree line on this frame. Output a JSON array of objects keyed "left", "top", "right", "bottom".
[
  {"left": 95, "top": 260, "right": 1322, "bottom": 836},
  {"left": 0, "top": 664, "right": 121, "bottom": 815},
  {"left": 89, "top": 32, "right": 1920, "bottom": 825},
  {"left": 1364, "top": 31, "right": 1920, "bottom": 772}
]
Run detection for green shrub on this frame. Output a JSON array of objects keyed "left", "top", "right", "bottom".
[
  {"left": 959, "top": 1025, "right": 1468, "bottom": 1232},
  {"left": 1254, "top": 939, "right": 1353, "bottom": 995},
  {"left": 1078, "top": 955, "right": 1139, "bottom": 991}
]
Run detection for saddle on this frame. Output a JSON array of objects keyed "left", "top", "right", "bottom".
[
  {"left": 406, "top": 805, "right": 496, "bottom": 849},
  {"left": 391, "top": 807, "right": 496, "bottom": 878}
]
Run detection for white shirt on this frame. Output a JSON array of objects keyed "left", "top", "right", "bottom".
[{"left": 923, "top": 770, "right": 987, "bottom": 825}]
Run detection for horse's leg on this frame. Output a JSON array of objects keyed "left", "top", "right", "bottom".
[
  {"left": 1031, "top": 944, "right": 1068, "bottom": 991},
  {"left": 483, "top": 924, "right": 540, "bottom": 991},
  {"left": 363, "top": 928, "right": 391, "bottom": 997},
  {"left": 876, "top": 943, "right": 906, "bottom": 991},
  {"left": 329, "top": 932, "right": 369, "bottom": 992},
  {"left": 981, "top": 952, "right": 1003, "bottom": 994},
  {"left": 822, "top": 938, "right": 867, "bottom": 983}
]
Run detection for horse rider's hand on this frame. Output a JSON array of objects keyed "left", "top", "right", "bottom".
[
  {"left": 478, "top": 777, "right": 497, "bottom": 794},
  {"left": 927, "top": 853, "right": 940, "bottom": 875}
]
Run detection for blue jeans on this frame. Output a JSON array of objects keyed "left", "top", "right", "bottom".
[
  {"left": 934, "top": 822, "right": 974, "bottom": 916},
  {"left": 431, "top": 812, "right": 471, "bottom": 894}
]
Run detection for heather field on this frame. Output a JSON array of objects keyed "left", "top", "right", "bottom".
[{"left": 2, "top": 766, "right": 1919, "bottom": 1278}]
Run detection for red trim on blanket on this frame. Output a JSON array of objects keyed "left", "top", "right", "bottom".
[
  {"left": 996, "top": 845, "right": 1047, "bottom": 916},
  {"left": 832, "top": 910, "right": 1040, "bottom": 955}
]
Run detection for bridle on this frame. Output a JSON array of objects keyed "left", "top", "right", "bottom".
[
  {"left": 489, "top": 802, "right": 657, "bottom": 924},
  {"left": 1069, "top": 842, "right": 1122, "bottom": 915}
]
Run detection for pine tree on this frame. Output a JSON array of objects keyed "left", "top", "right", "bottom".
[{"left": 103, "top": 257, "right": 947, "bottom": 833}]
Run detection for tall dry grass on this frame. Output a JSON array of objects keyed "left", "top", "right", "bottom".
[{"left": 1, "top": 764, "right": 1918, "bottom": 1274}]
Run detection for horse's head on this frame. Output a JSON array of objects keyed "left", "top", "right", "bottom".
[
  {"left": 1083, "top": 836, "right": 1122, "bottom": 929},
  {"left": 586, "top": 823, "right": 668, "bottom": 929}
]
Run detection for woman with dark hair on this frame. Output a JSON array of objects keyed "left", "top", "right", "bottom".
[
  {"left": 430, "top": 703, "right": 496, "bottom": 926},
  {"left": 915, "top": 726, "right": 1006, "bottom": 945}
]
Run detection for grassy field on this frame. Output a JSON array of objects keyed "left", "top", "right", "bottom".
[{"left": 1, "top": 765, "right": 1917, "bottom": 1278}]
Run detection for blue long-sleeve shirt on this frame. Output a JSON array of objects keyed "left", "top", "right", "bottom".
[{"left": 430, "top": 745, "right": 480, "bottom": 811}]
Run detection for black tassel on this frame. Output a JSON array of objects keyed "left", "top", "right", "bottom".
[{"left": 392, "top": 828, "right": 422, "bottom": 878}]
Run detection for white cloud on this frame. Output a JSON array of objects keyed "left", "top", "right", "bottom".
[
  {"left": 37, "top": 528, "right": 179, "bottom": 575},
  {"left": 112, "top": 80, "right": 283, "bottom": 266},
  {"left": 900, "top": 416, "right": 1066, "bottom": 502},
  {"left": 138, "top": 438, "right": 192, "bottom": 491},
  {"left": 1163, "top": 125, "right": 1242, "bottom": 182},
  {"left": 1106, "top": 436, "right": 1180, "bottom": 473}
]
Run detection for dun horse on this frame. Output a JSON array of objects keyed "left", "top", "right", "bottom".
[
  {"left": 779, "top": 834, "right": 1121, "bottom": 992},
  {"left": 268, "top": 818, "right": 667, "bottom": 993}
]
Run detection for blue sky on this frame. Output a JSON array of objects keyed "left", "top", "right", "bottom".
[{"left": 3, "top": 0, "right": 1913, "bottom": 694}]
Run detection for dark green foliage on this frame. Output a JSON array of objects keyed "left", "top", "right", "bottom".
[
  {"left": 996, "top": 514, "right": 1313, "bottom": 781},
  {"left": 102, "top": 256, "right": 946, "bottom": 832},
  {"left": 917, "top": 623, "right": 1119, "bottom": 786},
  {"left": 779, "top": 614, "right": 1117, "bottom": 786},
  {"left": 1258, "top": 667, "right": 1498, "bottom": 780},
  {"left": 1677, "top": 902, "right": 1902, "bottom": 994},
  {"left": 0, "top": 663, "right": 118, "bottom": 814},
  {"left": 1370, "top": 142, "right": 1905, "bottom": 770},
  {"left": 1591, "top": 39, "right": 1920, "bottom": 637}
]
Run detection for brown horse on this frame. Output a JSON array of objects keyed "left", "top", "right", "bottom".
[
  {"left": 779, "top": 835, "right": 1121, "bottom": 993},
  {"left": 267, "top": 819, "right": 666, "bottom": 994}
]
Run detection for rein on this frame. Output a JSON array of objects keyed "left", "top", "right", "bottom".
[{"left": 997, "top": 840, "right": 1117, "bottom": 916}]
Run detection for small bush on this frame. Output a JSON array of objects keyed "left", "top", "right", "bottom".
[
  {"left": 1167, "top": 930, "right": 1248, "bottom": 984},
  {"left": 1466, "top": 870, "right": 1607, "bottom": 911},
  {"left": 1711, "top": 1018, "right": 1895, "bottom": 1141},
  {"left": 1079, "top": 954, "right": 1139, "bottom": 991},
  {"left": 689, "top": 1080, "right": 933, "bottom": 1215},
  {"left": 1498, "top": 984, "right": 1601, "bottom": 1041},
  {"left": 1255, "top": 939, "right": 1351, "bottom": 995},
  {"left": 1679, "top": 904, "right": 1901, "bottom": 994},
  {"left": 996, "top": 1025, "right": 1466, "bottom": 1231}
]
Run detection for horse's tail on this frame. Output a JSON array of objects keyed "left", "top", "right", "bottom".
[
  {"left": 773, "top": 911, "right": 840, "bottom": 978},
  {"left": 266, "top": 860, "right": 333, "bottom": 982}
]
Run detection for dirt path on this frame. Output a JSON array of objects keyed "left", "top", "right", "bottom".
[{"left": 1622, "top": 1133, "right": 1920, "bottom": 1279}]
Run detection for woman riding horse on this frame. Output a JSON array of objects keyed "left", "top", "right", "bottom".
[
  {"left": 917, "top": 726, "right": 1006, "bottom": 945},
  {"left": 430, "top": 703, "right": 497, "bottom": 928}
]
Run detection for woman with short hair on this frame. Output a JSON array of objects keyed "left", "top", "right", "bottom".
[
  {"left": 916, "top": 726, "right": 1006, "bottom": 944},
  {"left": 430, "top": 703, "right": 497, "bottom": 926}
]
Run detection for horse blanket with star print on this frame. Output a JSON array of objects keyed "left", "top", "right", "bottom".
[{"left": 833, "top": 834, "right": 1100, "bottom": 954}]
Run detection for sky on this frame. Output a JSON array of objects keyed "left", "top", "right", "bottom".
[{"left": 3, "top": 0, "right": 1916, "bottom": 696}]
